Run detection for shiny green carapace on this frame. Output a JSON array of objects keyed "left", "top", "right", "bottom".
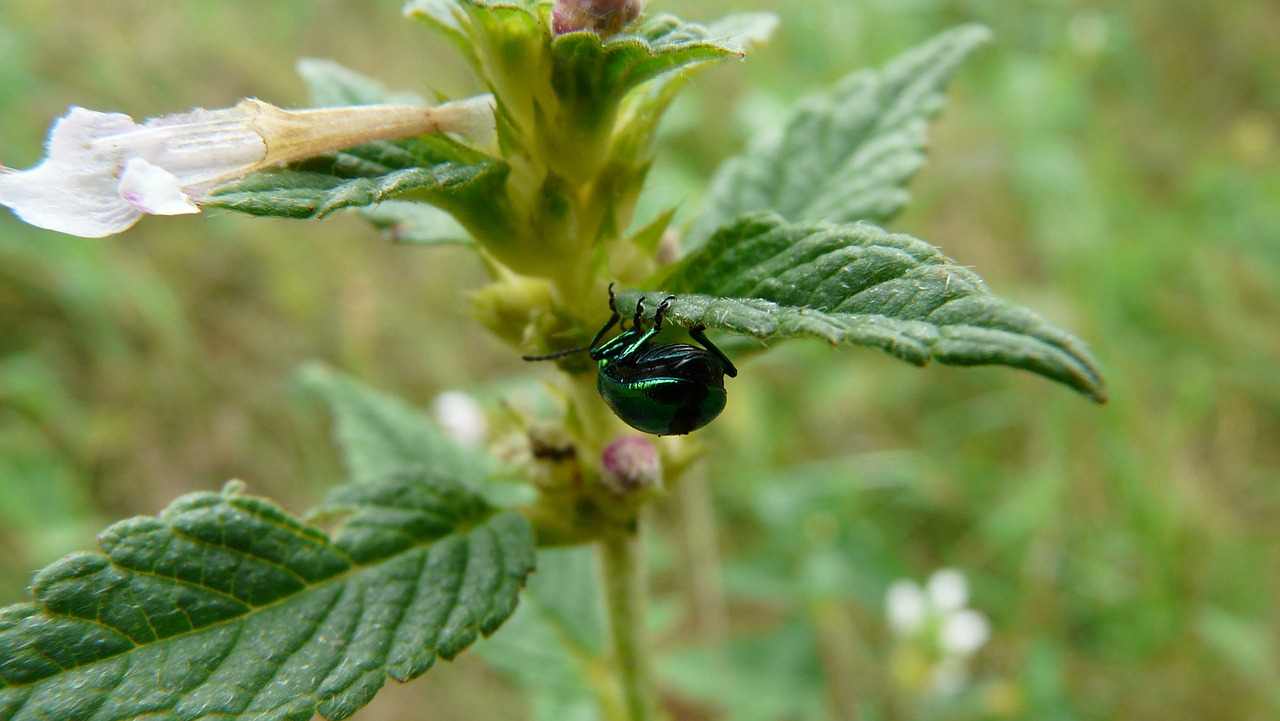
[{"left": 524, "top": 287, "right": 738, "bottom": 435}]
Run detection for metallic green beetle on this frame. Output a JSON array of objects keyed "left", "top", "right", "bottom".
[{"left": 524, "top": 286, "right": 738, "bottom": 435}]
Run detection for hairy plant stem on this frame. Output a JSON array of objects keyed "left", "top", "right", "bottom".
[{"left": 600, "top": 526, "right": 662, "bottom": 721}]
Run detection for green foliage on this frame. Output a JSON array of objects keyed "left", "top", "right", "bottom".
[
  {"left": 0, "top": 476, "right": 534, "bottom": 721},
  {"left": 476, "top": 547, "right": 609, "bottom": 721},
  {"left": 685, "top": 24, "right": 992, "bottom": 248},
  {"left": 10, "top": 0, "right": 1277, "bottom": 720},
  {"left": 203, "top": 158, "right": 506, "bottom": 223},
  {"left": 296, "top": 363, "right": 495, "bottom": 487},
  {"left": 358, "top": 200, "right": 476, "bottom": 247},
  {"left": 295, "top": 59, "right": 477, "bottom": 246},
  {"left": 624, "top": 212, "right": 1105, "bottom": 401}
]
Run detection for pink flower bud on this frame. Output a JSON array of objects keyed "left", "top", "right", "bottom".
[
  {"left": 599, "top": 435, "right": 662, "bottom": 497},
  {"left": 552, "top": 0, "right": 644, "bottom": 37}
]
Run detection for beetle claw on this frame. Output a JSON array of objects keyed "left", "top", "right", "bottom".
[
  {"left": 653, "top": 295, "right": 676, "bottom": 332},
  {"left": 632, "top": 296, "right": 648, "bottom": 329}
]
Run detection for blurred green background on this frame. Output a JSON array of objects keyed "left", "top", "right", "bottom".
[{"left": 0, "top": 1, "right": 1276, "bottom": 720}]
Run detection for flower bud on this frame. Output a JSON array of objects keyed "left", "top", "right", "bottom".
[
  {"left": 552, "top": 0, "right": 644, "bottom": 37},
  {"left": 599, "top": 435, "right": 662, "bottom": 498}
]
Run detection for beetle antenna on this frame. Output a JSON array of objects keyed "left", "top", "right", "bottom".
[{"left": 521, "top": 346, "right": 589, "bottom": 362}]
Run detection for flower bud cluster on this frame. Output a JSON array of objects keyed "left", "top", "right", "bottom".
[
  {"left": 552, "top": 0, "right": 645, "bottom": 37},
  {"left": 885, "top": 568, "right": 991, "bottom": 697}
]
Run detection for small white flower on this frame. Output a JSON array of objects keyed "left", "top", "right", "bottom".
[
  {"left": 0, "top": 95, "right": 495, "bottom": 237},
  {"left": 433, "top": 391, "right": 489, "bottom": 448},
  {"left": 926, "top": 568, "right": 969, "bottom": 613},
  {"left": 940, "top": 608, "right": 991, "bottom": 656},
  {"left": 886, "top": 579, "right": 928, "bottom": 634},
  {"left": 886, "top": 568, "right": 992, "bottom": 697}
]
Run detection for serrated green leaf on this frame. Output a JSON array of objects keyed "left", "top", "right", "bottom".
[
  {"left": 686, "top": 24, "right": 992, "bottom": 248},
  {"left": 203, "top": 161, "right": 500, "bottom": 219},
  {"left": 625, "top": 213, "right": 1106, "bottom": 401},
  {"left": 296, "top": 363, "right": 495, "bottom": 488},
  {"left": 0, "top": 475, "right": 535, "bottom": 721}
]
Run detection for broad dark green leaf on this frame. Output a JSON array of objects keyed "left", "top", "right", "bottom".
[
  {"left": 0, "top": 474, "right": 535, "bottom": 721},
  {"left": 625, "top": 213, "right": 1106, "bottom": 401},
  {"left": 686, "top": 24, "right": 992, "bottom": 248}
]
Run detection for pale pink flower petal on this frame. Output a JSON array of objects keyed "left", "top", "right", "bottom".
[
  {"left": 118, "top": 158, "right": 200, "bottom": 216},
  {"left": 0, "top": 108, "right": 147, "bottom": 237}
]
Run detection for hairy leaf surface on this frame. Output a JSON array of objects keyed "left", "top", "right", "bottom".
[
  {"left": 0, "top": 475, "right": 535, "bottom": 721},
  {"left": 625, "top": 213, "right": 1106, "bottom": 401},
  {"left": 686, "top": 24, "right": 991, "bottom": 248},
  {"left": 203, "top": 159, "right": 504, "bottom": 221}
]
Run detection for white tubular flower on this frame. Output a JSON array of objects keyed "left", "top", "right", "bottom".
[{"left": 0, "top": 95, "right": 495, "bottom": 238}]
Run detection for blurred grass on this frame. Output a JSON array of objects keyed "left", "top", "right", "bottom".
[{"left": 0, "top": 1, "right": 1277, "bottom": 720}]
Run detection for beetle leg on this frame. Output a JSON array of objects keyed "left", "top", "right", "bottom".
[
  {"left": 588, "top": 306, "right": 622, "bottom": 354},
  {"left": 607, "top": 282, "right": 618, "bottom": 314},
  {"left": 690, "top": 324, "right": 738, "bottom": 378},
  {"left": 618, "top": 325, "right": 662, "bottom": 360}
]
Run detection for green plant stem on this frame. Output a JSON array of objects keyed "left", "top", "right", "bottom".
[{"left": 600, "top": 526, "right": 661, "bottom": 721}]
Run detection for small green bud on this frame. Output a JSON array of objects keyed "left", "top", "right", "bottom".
[{"left": 552, "top": 0, "right": 644, "bottom": 37}]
